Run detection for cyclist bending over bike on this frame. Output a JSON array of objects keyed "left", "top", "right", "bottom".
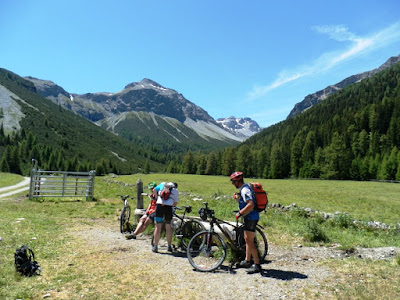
[
  {"left": 152, "top": 182, "right": 179, "bottom": 253},
  {"left": 231, "top": 171, "right": 261, "bottom": 274},
  {"left": 126, "top": 182, "right": 158, "bottom": 240}
]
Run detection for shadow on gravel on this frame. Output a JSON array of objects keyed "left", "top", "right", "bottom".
[
  {"left": 261, "top": 269, "right": 308, "bottom": 280},
  {"left": 171, "top": 251, "right": 187, "bottom": 258}
]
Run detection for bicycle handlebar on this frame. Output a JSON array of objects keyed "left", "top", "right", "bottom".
[
  {"left": 117, "top": 195, "right": 133, "bottom": 200},
  {"left": 199, "top": 203, "right": 242, "bottom": 226}
]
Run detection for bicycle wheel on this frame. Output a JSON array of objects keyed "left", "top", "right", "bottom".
[
  {"left": 180, "top": 219, "right": 206, "bottom": 250},
  {"left": 255, "top": 227, "right": 268, "bottom": 262},
  {"left": 120, "top": 205, "right": 131, "bottom": 233},
  {"left": 187, "top": 231, "right": 227, "bottom": 272}
]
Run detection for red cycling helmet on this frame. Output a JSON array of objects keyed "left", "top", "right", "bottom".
[{"left": 230, "top": 171, "right": 243, "bottom": 181}]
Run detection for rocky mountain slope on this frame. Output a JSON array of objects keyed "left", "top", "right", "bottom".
[
  {"left": 25, "top": 77, "right": 260, "bottom": 143},
  {"left": 287, "top": 54, "right": 400, "bottom": 119},
  {"left": 216, "top": 116, "right": 262, "bottom": 139}
]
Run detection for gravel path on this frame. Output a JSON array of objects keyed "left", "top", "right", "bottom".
[
  {"left": 75, "top": 219, "right": 400, "bottom": 299},
  {"left": 0, "top": 177, "right": 30, "bottom": 199}
]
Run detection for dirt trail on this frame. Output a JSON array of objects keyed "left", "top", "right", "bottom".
[
  {"left": 75, "top": 219, "right": 400, "bottom": 299},
  {"left": 0, "top": 177, "right": 30, "bottom": 199}
]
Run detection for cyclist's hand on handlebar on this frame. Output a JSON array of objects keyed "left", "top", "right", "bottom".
[{"left": 235, "top": 212, "right": 242, "bottom": 220}]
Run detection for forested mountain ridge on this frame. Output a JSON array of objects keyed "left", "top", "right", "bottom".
[
  {"left": 178, "top": 59, "right": 400, "bottom": 180},
  {"left": 287, "top": 54, "right": 400, "bottom": 119},
  {"left": 0, "top": 69, "right": 165, "bottom": 175}
]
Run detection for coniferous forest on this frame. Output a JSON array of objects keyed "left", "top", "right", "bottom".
[
  {"left": 1, "top": 62, "right": 400, "bottom": 180},
  {"left": 177, "top": 62, "right": 400, "bottom": 180}
]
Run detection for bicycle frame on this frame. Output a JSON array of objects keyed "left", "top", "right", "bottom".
[
  {"left": 152, "top": 205, "right": 205, "bottom": 250},
  {"left": 208, "top": 217, "right": 241, "bottom": 251},
  {"left": 189, "top": 202, "right": 268, "bottom": 269},
  {"left": 173, "top": 206, "right": 189, "bottom": 224},
  {"left": 119, "top": 195, "right": 133, "bottom": 233}
]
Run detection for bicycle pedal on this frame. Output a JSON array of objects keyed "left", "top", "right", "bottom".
[{"left": 175, "top": 235, "right": 183, "bottom": 238}]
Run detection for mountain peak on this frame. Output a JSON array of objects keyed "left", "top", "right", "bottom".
[
  {"left": 216, "top": 116, "right": 261, "bottom": 139},
  {"left": 124, "top": 78, "right": 166, "bottom": 90}
]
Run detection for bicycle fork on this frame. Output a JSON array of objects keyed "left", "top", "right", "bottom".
[{"left": 204, "top": 224, "right": 216, "bottom": 255}]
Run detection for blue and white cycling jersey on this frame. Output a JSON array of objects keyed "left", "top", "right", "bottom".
[{"left": 239, "top": 183, "right": 259, "bottom": 221}]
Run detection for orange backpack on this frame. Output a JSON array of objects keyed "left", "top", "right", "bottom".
[{"left": 249, "top": 182, "right": 268, "bottom": 212}]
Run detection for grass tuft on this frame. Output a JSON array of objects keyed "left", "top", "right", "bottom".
[{"left": 303, "top": 219, "right": 330, "bottom": 243}]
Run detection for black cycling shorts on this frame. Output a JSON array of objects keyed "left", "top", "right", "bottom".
[
  {"left": 243, "top": 219, "right": 258, "bottom": 232},
  {"left": 155, "top": 204, "right": 173, "bottom": 224},
  {"left": 147, "top": 212, "right": 155, "bottom": 221}
]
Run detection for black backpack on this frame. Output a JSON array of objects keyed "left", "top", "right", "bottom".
[{"left": 14, "top": 244, "right": 41, "bottom": 276}]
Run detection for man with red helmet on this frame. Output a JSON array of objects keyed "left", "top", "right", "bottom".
[{"left": 230, "top": 171, "right": 261, "bottom": 274}]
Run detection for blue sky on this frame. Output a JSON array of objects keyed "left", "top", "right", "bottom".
[{"left": 1, "top": 0, "right": 400, "bottom": 128}]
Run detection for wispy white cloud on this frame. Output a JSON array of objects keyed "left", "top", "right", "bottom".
[{"left": 247, "top": 22, "right": 400, "bottom": 100}]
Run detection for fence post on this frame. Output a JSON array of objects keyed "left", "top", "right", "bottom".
[
  {"left": 86, "top": 170, "right": 96, "bottom": 201},
  {"left": 136, "top": 179, "right": 143, "bottom": 209},
  {"left": 29, "top": 159, "right": 38, "bottom": 200}
]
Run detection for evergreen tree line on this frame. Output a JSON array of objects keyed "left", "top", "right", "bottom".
[
  {"left": 177, "top": 62, "right": 400, "bottom": 181},
  {"left": 0, "top": 127, "right": 118, "bottom": 176}
]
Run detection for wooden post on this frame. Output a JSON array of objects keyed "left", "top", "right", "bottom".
[{"left": 136, "top": 178, "right": 143, "bottom": 209}]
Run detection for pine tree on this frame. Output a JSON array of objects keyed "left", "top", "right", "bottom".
[
  {"left": 144, "top": 159, "right": 150, "bottom": 174},
  {"left": 236, "top": 145, "right": 252, "bottom": 177},
  {"left": 269, "top": 143, "right": 285, "bottom": 178},
  {"left": 205, "top": 152, "right": 218, "bottom": 175},
  {"left": 10, "top": 146, "right": 22, "bottom": 175},
  {"left": 196, "top": 154, "right": 206, "bottom": 175},
  {"left": 182, "top": 150, "right": 195, "bottom": 174},
  {"left": 290, "top": 133, "right": 303, "bottom": 177},
  {"left": 0, "top": 156, "right": 10, "bottom": 172},
  {"left": 167, "top": 161, "right": 176, "bottom": 173},
  {"left": 221, "top": 147, "right": 236, "bottom": 176}
]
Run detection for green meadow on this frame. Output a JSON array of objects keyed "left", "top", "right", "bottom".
[{"left": 0, "top": 173, "right": 399, "bottom": 299}]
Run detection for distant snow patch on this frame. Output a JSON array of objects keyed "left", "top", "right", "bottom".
[{"left": 149, "top": 84, "right": 167, "bottom": 91}]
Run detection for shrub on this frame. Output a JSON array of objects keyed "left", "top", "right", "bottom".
[
  {"left": 331, "top": 213, "right": 354, "bottom": 228},
  {"left": 304, "top": 219, "right": 329, "bottom": 243},
  {"left": 394, "top": 255, "right": 400, "bottom": 266},
  {"left": 289, "top": 207, "right": 309, "bottom": 219}
]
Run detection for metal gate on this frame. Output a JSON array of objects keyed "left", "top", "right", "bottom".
[{"left": 29, "top": 159, "right": 96, "bottom": 200}]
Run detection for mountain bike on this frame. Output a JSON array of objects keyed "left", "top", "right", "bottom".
[
  {"left": 186, "top": 202, "right": 268, "bottom": 272},
  {"left": 152, "top": 205, "right": 205, "bottom": 250},
  {"left": 119, "top": 195, "right": 133, "bottom": 233}
]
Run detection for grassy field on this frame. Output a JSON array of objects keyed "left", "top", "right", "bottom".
[
  {"left": 0, "top": 173, "right": 399, "bottom": 299},
  {"left": 0, "top": 172, "right": 25, "bottom": 188}
]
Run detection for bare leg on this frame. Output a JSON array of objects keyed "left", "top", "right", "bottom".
[
  {"left": 244, "top": 230, "right": 259, "bottom": 264},
  {"left": 134, "top": 216, "right": 152, "bottom": 235},
  {"left": 165, "top": 223, "right": 172, "bottom": 246},
  {"left": 153, "top": 222, "right": 163, "bottom": 246}
]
